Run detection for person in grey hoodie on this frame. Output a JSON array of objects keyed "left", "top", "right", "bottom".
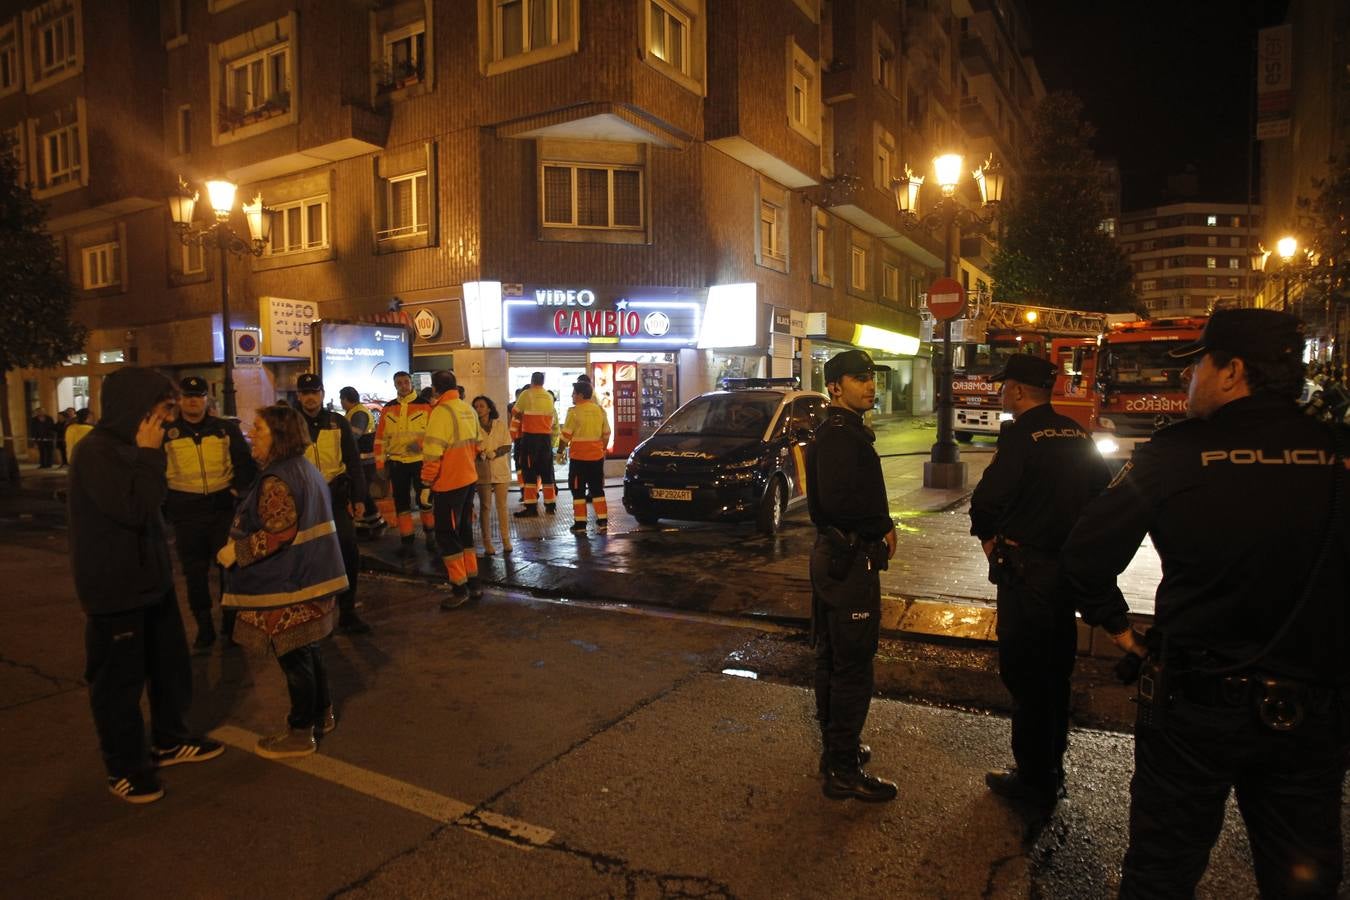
[{"left": 68, "top": 367, "right": 224, "bottom": 804}]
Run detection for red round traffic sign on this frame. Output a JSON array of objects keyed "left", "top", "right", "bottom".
[{"left": 926, "top": 278, "right": 967, "bottom": 321}]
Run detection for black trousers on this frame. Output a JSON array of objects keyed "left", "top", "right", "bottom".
[
  {"left": 568, "top": 458, "right": 605, "bottom": 502},
  {"left": 388, "top": 460, "right": 423, "bottom": 516},
  {"left": 993, "top": 552, "right": 1077, "bottom": 789},
  {"left": 169, "top": 495, "right": 234, "bottom": 619},
  {"left": 329, "top": 480, "right": 359, "bottom": 616},
  {"left": 517, "top": 434, "right": 556, "bottom": 495},
  {"left": 36, "top": 439, "right": 53, "bottom": 468},
  {"left": 810, "top": 536, "right": 882, "bottom": 770},
  {"left": 84, "top": 590, "right": 193, "bottom": 778},
  {"left": 277, "top": 642, "right": 330, "bottom": 729},
  {"left": 1121, "top": 691, "right": 1345, "bottom": 899},
  {"left": 433, "top": 483, "right": 476, "bottom": 563}
]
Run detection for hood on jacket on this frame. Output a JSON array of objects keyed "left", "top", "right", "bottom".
[{"left": 96, "top": 367, "right": 176, "bottom": 444}]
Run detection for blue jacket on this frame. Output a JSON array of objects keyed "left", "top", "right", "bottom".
[{"left": 222, "top": 455, "right": 347, "bottom": 610}]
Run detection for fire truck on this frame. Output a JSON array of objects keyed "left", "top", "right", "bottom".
[
  {"left": 1049, "top": 316, "right": 1207, "bottom": 462},
  {"left": 948, "top": 298, "right": 1107, "bottom": 441}
]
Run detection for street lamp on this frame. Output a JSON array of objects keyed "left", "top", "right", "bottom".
[
  {"left": 168, "top": 177, "right": 271, "bottom": 417},
  {"left": 892, "top": 153, "right": 1005, "bottom": 489},
  {"left": 1277, "top": 235, "right": 1298, "bottom": 311}
]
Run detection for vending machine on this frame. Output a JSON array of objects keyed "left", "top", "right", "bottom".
[{"left": 639, "top": 362, "right": 677, "bottom": 442}]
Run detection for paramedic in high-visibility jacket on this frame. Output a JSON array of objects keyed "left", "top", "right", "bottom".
[
  {"left": 375, "top": 371, "right": 436, "bottom": 554},
  {"left": 295, "top": 373, "right": 371, "bottom": 636},
  {"left": 558, "top": 380, "right": 611, "bottom": 534},
  {"left": 509, "top": 371, "right": 560, "bottom": 517},
  {"left": 421, "top": 370, "right": 484, "bottom": 610},
  {"left": 162, "top": 376, "right": 256, "bottom": 651}
]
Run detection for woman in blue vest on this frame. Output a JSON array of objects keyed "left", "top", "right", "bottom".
[{"left": 217, "top": 405, "right": 349, "bottom": 759}]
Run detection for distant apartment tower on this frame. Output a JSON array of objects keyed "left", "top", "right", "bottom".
[{"left": 1118, "top": 202, "right": 1263, "bottom": 316}]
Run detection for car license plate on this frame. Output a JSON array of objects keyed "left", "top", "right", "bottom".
[{"left": 650, "top": 488, "right": 692, "bottom": 501}]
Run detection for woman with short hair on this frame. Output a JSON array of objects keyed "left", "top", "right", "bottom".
[
  {"left": 218, "top": 405, "right": 348, "bottom": 759},
  {"left": 472, "top": 394, "right": 514, "bottom": 555}
]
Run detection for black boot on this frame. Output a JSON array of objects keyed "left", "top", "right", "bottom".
[
  {"left": 818, "top": 743, "right": 872, "bottom": 775},
  {"left": 514, "top": 506, "right": 538, "bottom": 518},
  {"left": 822, "top": 766, "right": 898, "bottom": 803},
  {"left": 984, "top": 767, "right": 1064, "bottom": 810}
]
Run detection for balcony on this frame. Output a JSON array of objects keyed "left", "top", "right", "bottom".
[{"left": 223, "top": 101, "right": 391, "bottom": 185}]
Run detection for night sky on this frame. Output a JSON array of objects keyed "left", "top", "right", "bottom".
[{"left": 1023, "top": 0, "right": 1290, "bottom": 211}]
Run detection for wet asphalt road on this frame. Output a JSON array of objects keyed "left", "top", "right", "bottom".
[{"left": 3, "top": 511, "right": 1341, "bottom": 898}]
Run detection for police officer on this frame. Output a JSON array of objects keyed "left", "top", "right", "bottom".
[
  {"left": 1061, "top": 309, "right": 1348, "bottom": 898},
  {"left": 163, "top": 376, "right": 255, "bottom": 650},
  {"left": 969, "top": 354, "right": 1110, "bottom": 810},
  {"left": 806, "top": 349, "right": 898, "bottom": 802},
  {"left": 295, "top": 374, "right": 371, "bottom": 635}
]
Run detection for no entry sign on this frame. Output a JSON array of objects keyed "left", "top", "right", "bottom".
[{"left": 926, "top": 278, "right": 966, "bottom": 321}]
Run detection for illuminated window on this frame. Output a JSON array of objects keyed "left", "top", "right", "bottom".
[
  {"left": 647, "top": 0, "right": 689, "bottom": 74},
  {"left": 760, "top": 200, "right": 783, "bottom": 261},
  {"left": 883, "top": 263, "right": 900, "bottom": 301},
  {"left": 813, "top": 209, "right": 832, "bottom": 286},
  {"left": 379, "top": 21, "right": 425, "bottom": 90},
  {"left": 850, "top": 244, "right": 868, "bottom": 291},
  {"left": 181, "top": 240, "right": 204, "bottom": 275},
  {"left": 541, "top": 163, "right": 642, "bottom": 229},
  {"left": 787, "top": 40, "right": 819, "bottom": 142},
  {"left": 225, "top": 43, "right": 290, "bottom": 115},
  {"left": 267, "top": 196, "right": 329, "bottom": 255},
  {"left": 378, "top": 171, "right": 429, "bottom": 240}
]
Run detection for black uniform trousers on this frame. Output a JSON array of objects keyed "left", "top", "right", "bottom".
[
  {"left": 328, "top": 479, "right": 359, "bottom": 617},
  {"left": 84, "top": 589, "right": 193, "bottom": 778},
  {"left": 517, "top": 433, "right": 556, "bottom": 498},
  {"left": 433, "top": 484, "right": 477, "bottom": 581},
  {"left": 568, "top": 459, "right": 605, "bottom": 503},
  {"left": 278, "top": 642, "right": 330, "bottom": 730},
  {"left": 169, "top": 491, "right": 236, "bottom": 632},
  {"left": 810, "top": 535, "right": 882, "bottom": 769},
  {"left": 993, "top": 548, "right": 1077, "bottom": 790},
  {"left": 1121, "top": 692, "right": 1345, "bottom": 899},
  {"left": 387, "top": 460, "right": 424, "bottom": 517}
]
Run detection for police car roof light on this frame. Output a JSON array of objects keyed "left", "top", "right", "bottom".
[{"left": 720, "top": 377, "right": 800, "bottom": 391}]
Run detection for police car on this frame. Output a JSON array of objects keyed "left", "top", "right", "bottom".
[{"left": 621, "top": 378, "right": 830, "bottom": 534}]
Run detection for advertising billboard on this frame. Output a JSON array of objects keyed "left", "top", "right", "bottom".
[{"left": 314, "top": 322, "right": 412, "bottom": 407}]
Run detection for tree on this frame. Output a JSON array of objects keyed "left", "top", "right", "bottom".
[
  {"left": 990, "top": 92, "right": 1136, "bottom": 313},
  {"left": 0, "top": 136, "right": 86, "bottom": 481},
  {"left": 1301, "top": 154, "right": 1350, "bottom": 337}
]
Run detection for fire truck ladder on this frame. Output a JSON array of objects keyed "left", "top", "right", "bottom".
[{"left": 972, "top": 297, "right": 1106, "bottom": 336}]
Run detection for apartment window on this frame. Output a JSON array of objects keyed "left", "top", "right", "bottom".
[
  {"left": 181, "top": 240, "right": 204, "bottom": 275},
  {"left": 647, "top": 0, "right": 689, "bottom": 73},
  {"left": 378, "top": 171, "right": 429, "bottom": 240},
  {"left": 541, "top": 163, "right": 642, "bottom": 230},
  {"left": 759, "top": 200, "right": 784, "bottom": 262},
  {"left": 37, "top": 9, "right": 76, "bottom": 79},
  {"left": 1228, "top": 258, "right": 1240, "bottom": 269},
  {"left": 494, "top": 0, "right": 570, "bottom": 60},
  {"left": 1230, "top": 216, "right": 1241, "bottom": 227},
  {"left": 82, "top": 242, "right": 121, "bottom": 289},
  {"left": 1141, "top": 220, "right": 1156, "bottom": 231},
  {"left": 1206, "top": 215, "right": 1217, "bottom": 226},
  {"left": 1230, "top": 236, "right": 1242, "bottom": 248},
  {"left": 787, "top": 40, "right": 819, "bottom": 142},
  {"left": 1206, "top": 256, "right": 1216, "bottom": 269},
  {"left": 1140, "top": 260, "right": 1156, "bottom": 272},
  {"left": 1228, "top": 277, "right": 1240, "bottom": 289},
  {"left": 267, "top": 196, "right": 329, "bottom": 255},
  {"left": 42, "top": 124, "right": 80, "bottom": 187},
  {"left": 1205, "top": 276, "right": 1217, "bottom": 288},
  {"left": 883, "top": 263, "right": 900, "bottom": 302},
  {"left": 850, "top": 243, "right": 868, "bottom": 291},
  {"left": 380, "top": 21, "right": 425, "bottom": 89},
  {"left": 874, "top": 125, "right": 895, "bottom": 192},
  {"left": 225, "top": 44, "right": 290, "bottom": 115},
  {"left": 176, "top": 106, "right": 191, "bottom": 156},
  {"left": 812, "top": 209, "right": 832, "bottom": 285},
  {"left": 873, "top": 26, "right": 895, "bottom": 93},
  {"left": 166, "top": 0, "right": 187, "bottom": 41},
  {"left": 1207, "top": 235, "right": 1217, "bottom": 247},
  {"left": 0, "top": 23, "right": 17, "bottom": 94},
  {"left": 1141, "top": 279, "right": 1157, "bottom": 292},
  {"left": 1122, "top": 223, "right": 1136, "bottom": 235}
]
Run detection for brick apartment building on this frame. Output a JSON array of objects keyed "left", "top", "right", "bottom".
[{"left": 3, "top": 0, "right": 1043, "bottom": 454}]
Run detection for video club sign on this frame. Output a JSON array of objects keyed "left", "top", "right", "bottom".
[{"left": 502, "top": 285, "right": 702, "bottom": 348}]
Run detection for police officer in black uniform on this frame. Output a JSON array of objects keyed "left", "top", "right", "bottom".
[
  {"left": 969, "top": 354, "right": 1110, "bottom": 811},
  {"left": 295, "top": 374, "right": 371, "bottom": 635},
  {"left": 163, "top": 376, "right": 255, "bottom": 650},
  {"left": 806, "top": 349, "right": 899, "bottom": 802},
  {"left": 1061, "top": 309, "right": 1348, "bottom": 898}
]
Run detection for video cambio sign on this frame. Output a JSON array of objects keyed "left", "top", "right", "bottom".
[{"left": 314, "top": 322, "right": 412, "bottom": 407}]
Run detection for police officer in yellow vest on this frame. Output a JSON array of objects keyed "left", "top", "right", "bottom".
[
  {"left": 162, "top": 376, "right": 256, "bottom": 650},
  {"left": 296, "top": 373, "right": 370, "bottom": 635}
]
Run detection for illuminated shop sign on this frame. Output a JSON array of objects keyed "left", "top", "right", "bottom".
[{"left": 502, "top": 285, "right": 702, "bottom": 347}]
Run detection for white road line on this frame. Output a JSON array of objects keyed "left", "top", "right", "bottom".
[{"left": 209, "top": 725, "right": 554, "bottom": 850}]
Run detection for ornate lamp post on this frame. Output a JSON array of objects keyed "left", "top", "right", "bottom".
[
  {"left": 893, "top": 153, "right": 1005, "bottom": 489},
  {"left": 1276, "top": 235, "right": 1298, "bottom": 312},
  {"left": 168, "top": 178, "right": 271, "bottom": 417}
]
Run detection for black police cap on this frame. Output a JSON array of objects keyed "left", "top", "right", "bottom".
[
  {"left": 179, "top": 376, "right": 208, "bottom": 397},
  {"left": 823, "top": 349, "right": 891, "bottom": 384},
  {"left": 1168, "top": 308, "right": 1303, "bottom": 362},
  {"left": 297, "top": 373, "right": 324, "bottom": 393},
  {"left": 990, "top": 354, "right": 1058, "bottom": 389}
]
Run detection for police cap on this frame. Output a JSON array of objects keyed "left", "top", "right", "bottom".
[
  {"left": 990, "top": 354, "right": 1058, "bottom": 389},
  {"left": 297, "top": 373, "right": 324, "bottom": 393},
  {"left": 179, "top": 376, "right": 209, "bottom": 397},
  {"left": 824, "top": 349, "right": 890, "bottom": 384},
  {"left": 1168, "top": 308, "right": 1304, "bottom": 362}
]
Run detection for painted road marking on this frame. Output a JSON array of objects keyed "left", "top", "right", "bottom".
[{"left": 209, "top": 725, "right": 554, "bottom": 850}]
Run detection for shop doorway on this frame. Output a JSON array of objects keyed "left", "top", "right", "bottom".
[{"left": 56, "top": 376, "right": 90, "bottom": 412}]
